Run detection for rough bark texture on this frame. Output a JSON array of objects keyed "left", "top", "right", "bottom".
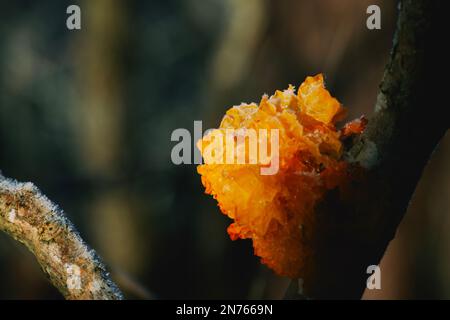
[
  {"left": 286, "top": 0, "right": 447, "bottom": 299},
  {"left": 0, "top": 174, "right": 123, "bottom": 300}
]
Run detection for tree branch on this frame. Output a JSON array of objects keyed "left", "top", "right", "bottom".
[
  {"left": 286, "top": 0, "right": 447, "bottom": 299},
  {"left": 0, "top": 174, "right": 123, "bottom": 300}
]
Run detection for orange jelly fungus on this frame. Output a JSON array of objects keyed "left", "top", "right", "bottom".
[{"left": 197, "top": 74, "right": 365, "bottom": 278}]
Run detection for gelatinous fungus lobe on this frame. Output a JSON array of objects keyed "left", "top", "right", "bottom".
[{"left": 197, "top": 74, "right": 365, "bottom": 278}]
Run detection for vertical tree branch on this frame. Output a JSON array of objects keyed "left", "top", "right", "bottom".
[
  {"left": 286, "top": 0, "right": 447, "bottom": 299},
  {"left": 0, "top": 174, "right": 123, "bottom": 300}
]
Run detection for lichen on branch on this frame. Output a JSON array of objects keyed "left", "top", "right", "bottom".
[{"left": 0, "top": 174, "right": 123, "bottom": 300}]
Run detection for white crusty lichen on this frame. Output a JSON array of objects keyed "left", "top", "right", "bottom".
[
  {"left": 374, "top": 91, "right": 388, "bottom": 113},
  {"left": 48, "top": 242, "right": 62, "bottom": 264},
  {"left": 66, "top": 263, "right": 82, "bottom": 290},
  {"left": 345, "top": 138, "right": 380, "bottom": 169},
  {"left": 0, "top": 173, "right": 123, "bottom": 300},
  {"left": 89, "top": 277, "right": 103, "bottom": 293},
  {"left": 355, "top": 140, "right": 379, "bottom": 169},
  {"left": 7, "top": 209, "right": 16, "bottom": 223}
]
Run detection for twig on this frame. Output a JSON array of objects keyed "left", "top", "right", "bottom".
[{"left": 0, "top": 174, "right": 123, "bottom": 300}]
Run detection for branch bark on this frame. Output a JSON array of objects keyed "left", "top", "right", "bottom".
[
  {"left": 286, "top": 0, "right": 447, "bottom": 299},
  {"left": 0, "top": 174, "right": 123, "bottom": 300}
]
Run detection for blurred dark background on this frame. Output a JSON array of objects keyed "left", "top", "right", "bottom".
[{"left": 0, "top": 0, "right": 448, "bottom": 299}]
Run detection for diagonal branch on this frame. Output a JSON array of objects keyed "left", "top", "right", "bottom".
[
  {"left": 0, "top": 174, "right": 123, "bottom": 300},
  {"left": 286, "top": 0, "right": 447, "bottom": 299}
]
